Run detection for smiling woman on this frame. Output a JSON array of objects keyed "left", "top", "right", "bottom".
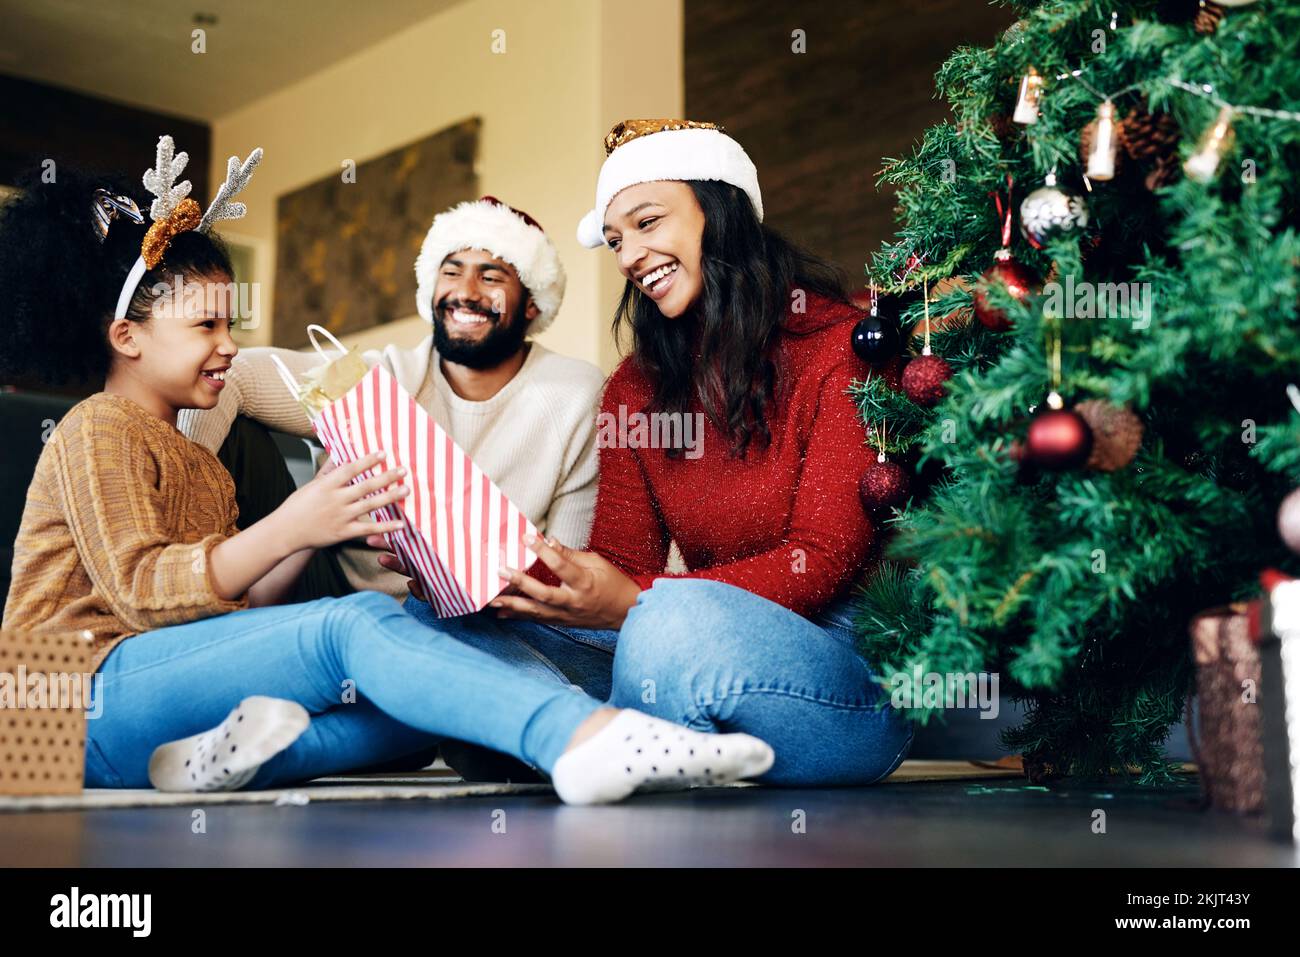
[
  {"left": 602, "top": 181, "right": 704, "bottom": 318},
  {"left": 398, "top": 119, "right": 916, "bottom": 789}
]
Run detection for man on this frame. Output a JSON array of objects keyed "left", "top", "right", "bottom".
[
  {"left": 181, "top": 196, "right": 605, "bottom": 602},
  {"left": 181, "top": 197, "right": 611, "bottom": 783}
]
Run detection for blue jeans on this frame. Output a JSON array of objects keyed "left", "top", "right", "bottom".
[
  {"left": 84, "top": 591, "right": 602, "bottom": 788},
  {"left": 407, "top": 578, "right": 915, "bottom": 786}
]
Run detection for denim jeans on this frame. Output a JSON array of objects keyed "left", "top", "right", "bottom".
[
  {"left": 84, "top": 591, "right": 602, "bottom": 789},
  {"left": 407, "top": 578, "right": 915, "bottom": 786}
]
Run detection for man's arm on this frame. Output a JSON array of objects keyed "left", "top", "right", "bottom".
[
  {"left": 539, "top": 401, "right": 600, "bottom": 549},
  {"left": 178, "top": 347, "right": 326, "bottom": 453}
]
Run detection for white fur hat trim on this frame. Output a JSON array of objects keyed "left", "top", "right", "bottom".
[
  {"left": 415, "top": 197, "right": 565, "bottom": 335},
  {"left": 576, "top": 127, "right": 762, "bottom": 249}
]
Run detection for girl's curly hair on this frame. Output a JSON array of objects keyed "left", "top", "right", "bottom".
[{"left": 0, "top": 165, "right": 233, "bottom": 387}]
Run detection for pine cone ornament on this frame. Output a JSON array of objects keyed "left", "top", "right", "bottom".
[
  {"left": 1075, "top": 400, "right": 1144, "bottom": 471},
  {"left": 988, "top": 112, "right": 1019, "bottom": 142},
  {"left": 1194, "top": 1, "right": 1226, "bottom": 34},
  {"left": 1120, "top": 99, "right": 1182, "bottom": 190}
]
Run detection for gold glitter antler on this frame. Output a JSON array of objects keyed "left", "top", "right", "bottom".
[
  {"left": 198, "top": 148, "right": 263, "bottom": 233},
  {"left": 141, "top": 135, "right": 192, "bottom": 223}
]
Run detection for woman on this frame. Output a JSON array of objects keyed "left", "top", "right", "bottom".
[{"left": 406, "top": 119, "right": 914, "bottom": 786}]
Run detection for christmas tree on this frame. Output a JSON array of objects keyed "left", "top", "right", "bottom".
[{"left": 851, "top": 0, "right": 1300, "bottom": 782}]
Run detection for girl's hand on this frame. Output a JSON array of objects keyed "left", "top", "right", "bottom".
[
  {"left": 276, "top": 451, "right": 408, "bottom": 551},
  {"left": 491, "top": 535, "right": 641, "bottom": 630}
]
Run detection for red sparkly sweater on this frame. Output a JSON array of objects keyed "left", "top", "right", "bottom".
[{"left": 539, "top": 291, "right": 891, "bottom": 618}]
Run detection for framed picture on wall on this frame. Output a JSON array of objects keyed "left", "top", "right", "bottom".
[
  {"left": 214, "top": 229, "right": 269, "bottom": 339},
  {"left": 271, "top": 117, "right": 481, "bottom": 349}
]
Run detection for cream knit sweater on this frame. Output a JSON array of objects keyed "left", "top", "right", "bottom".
[{"left": 178, "top": 336, "right": 606, "bottom": 599}]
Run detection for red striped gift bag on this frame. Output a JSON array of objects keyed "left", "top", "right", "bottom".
[{"left": 273, "top": 325, "right": 538, "bottom": 617}]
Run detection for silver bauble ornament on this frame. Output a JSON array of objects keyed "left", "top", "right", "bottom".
[
  {"left": 1278, "top": 488, "right": 1300, "bottom": 554},
  {"left": 1019, "top": 172, "right": 1089, "bottom": 249}
]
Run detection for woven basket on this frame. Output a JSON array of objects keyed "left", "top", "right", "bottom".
[
  {"left": 0, "top": 629, "right": 95, "bottom": 796},
  {"left": 1186, "top": 603, "right": 1265, "bottom": 813}
]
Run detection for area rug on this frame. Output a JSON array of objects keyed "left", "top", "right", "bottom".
[{"left": 0, "top": 759, "right": 1195, "bottom": 812}]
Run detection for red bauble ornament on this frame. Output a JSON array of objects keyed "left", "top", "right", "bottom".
[
  {"left": 859, "top": 458, "right": 910, "bottom": 511},
  {"left": 902, "top": 353, "right": 953, "bottom": 407},
  {"left": 973, "top": 250, "right": 1039, "bottom": 331},
  {"left": 1025, "top": 402, "right": 1093, "bottom": 470}
]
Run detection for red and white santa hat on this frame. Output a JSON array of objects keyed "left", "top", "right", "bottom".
[
  {"left": 576, "top": 119, "right": 763, "bottom": 249},
  {"left": 414, "top": 195, "right": 566, "bottom": 335}
]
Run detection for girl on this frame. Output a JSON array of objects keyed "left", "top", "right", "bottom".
[
  {"left": 0, "top": 138, "right": 773, "bottom": 804},
  {"left": 401, "top": 119, "right": 915, "bottom": 787}
]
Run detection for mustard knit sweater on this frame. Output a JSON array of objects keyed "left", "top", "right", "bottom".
[{"left": 3, "top": 393, "right": 249, "bottom": 671}]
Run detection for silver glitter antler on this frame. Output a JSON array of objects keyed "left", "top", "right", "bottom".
[
  {"left": 141, "top": 135, "right": 192, "bottom": 223},
  {"left": 198, "top": 147, "right": 263, "bottom": 233}
]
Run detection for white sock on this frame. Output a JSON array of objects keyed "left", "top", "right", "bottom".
[
  {"left": 148, "top": 696, "right": 311, "bottom": 792},
  {"left": 549, "top": 709, "right": 775, "bottom": 806}
]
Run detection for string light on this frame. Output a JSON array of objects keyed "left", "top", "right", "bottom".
[
  {"left": 1167, "top": 78, "right": 1300, "bottom": 123},
  {"left": 1050, "top": 69, "right": 1300, "bottom": 125},
  {"left": 1043, "top": 69, "right": 1300, "bottom": 185}
]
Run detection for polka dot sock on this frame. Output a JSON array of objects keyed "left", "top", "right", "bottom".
[
  {"left": 148, "top": 696, "right": 311, "bottom": 792},
  {"left": 549, "top": 709, "right": 774, "bottom": 806}
]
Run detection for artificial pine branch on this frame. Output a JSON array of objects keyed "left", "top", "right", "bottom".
[{"left": 852, "top": 0, "right": 1300, "bottom": 779}]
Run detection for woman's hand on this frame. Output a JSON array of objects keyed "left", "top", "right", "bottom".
[
  {"left": 364, "top": 533, "right": 429, "bottom": 604},
  {"left": 275, "top": 451, "right": 408, "bottom": 552},
  {"left": 491, "top": 535, "right": 642, "bottom": 630}
]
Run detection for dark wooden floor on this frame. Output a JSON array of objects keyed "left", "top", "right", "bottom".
[{"left": 1, "top": 774, "right": 1294, "bottom": 867}]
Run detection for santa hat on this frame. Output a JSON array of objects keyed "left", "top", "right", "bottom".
[
  {"left": 415, "top": 195, "right": 565, "bottom": 335},
  {"left": 576, "top": 119, "right": 763, "bottom": 249}
]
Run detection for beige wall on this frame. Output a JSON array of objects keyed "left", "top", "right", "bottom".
[{"left": 210, "top": 0, "right": 683, "bottom": 373}]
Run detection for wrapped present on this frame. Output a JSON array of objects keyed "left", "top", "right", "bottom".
[
  {"left": 273, "top": 325, "right": 538, "bottom": 618},
  {"left": 0, "top": 629, "right": 95, "bottom": 796},
  {"left": 1186, "top": 602, "right": 1265, "bottom": 813}
]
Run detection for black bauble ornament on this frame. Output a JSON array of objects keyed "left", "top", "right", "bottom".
[{"left": 851, "top": 313, "right": 901, "bottom": 368}]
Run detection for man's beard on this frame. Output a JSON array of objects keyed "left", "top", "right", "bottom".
[{"left": 432, "top": 297, "right": 531, "bottom": 370}]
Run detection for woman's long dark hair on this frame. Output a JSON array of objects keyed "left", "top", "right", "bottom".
[{"left": 612, "top": 179, "right": 848, "bottom": 458}]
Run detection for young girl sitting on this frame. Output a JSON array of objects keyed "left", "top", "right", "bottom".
[{"left": 0, "top": 136, "right": 773, "bottom": 804}]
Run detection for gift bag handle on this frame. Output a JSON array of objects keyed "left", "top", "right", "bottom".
[
  {"left": 269, "top": 354, "right": 301, "bottom": 399},
  {"left": 268, "top": 324, "right": 350, "bottom": 400},
  {"left": 307, "top": 323, "right": 348, "bottom": 361}
]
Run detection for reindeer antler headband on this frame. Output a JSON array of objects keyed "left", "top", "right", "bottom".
[{"left": 112, "top": 135, "right": 263, "bottom": 320}]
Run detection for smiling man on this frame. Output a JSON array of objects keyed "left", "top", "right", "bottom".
[{"left": 179, "top": 196, "right": 605, "bottom": 603}]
